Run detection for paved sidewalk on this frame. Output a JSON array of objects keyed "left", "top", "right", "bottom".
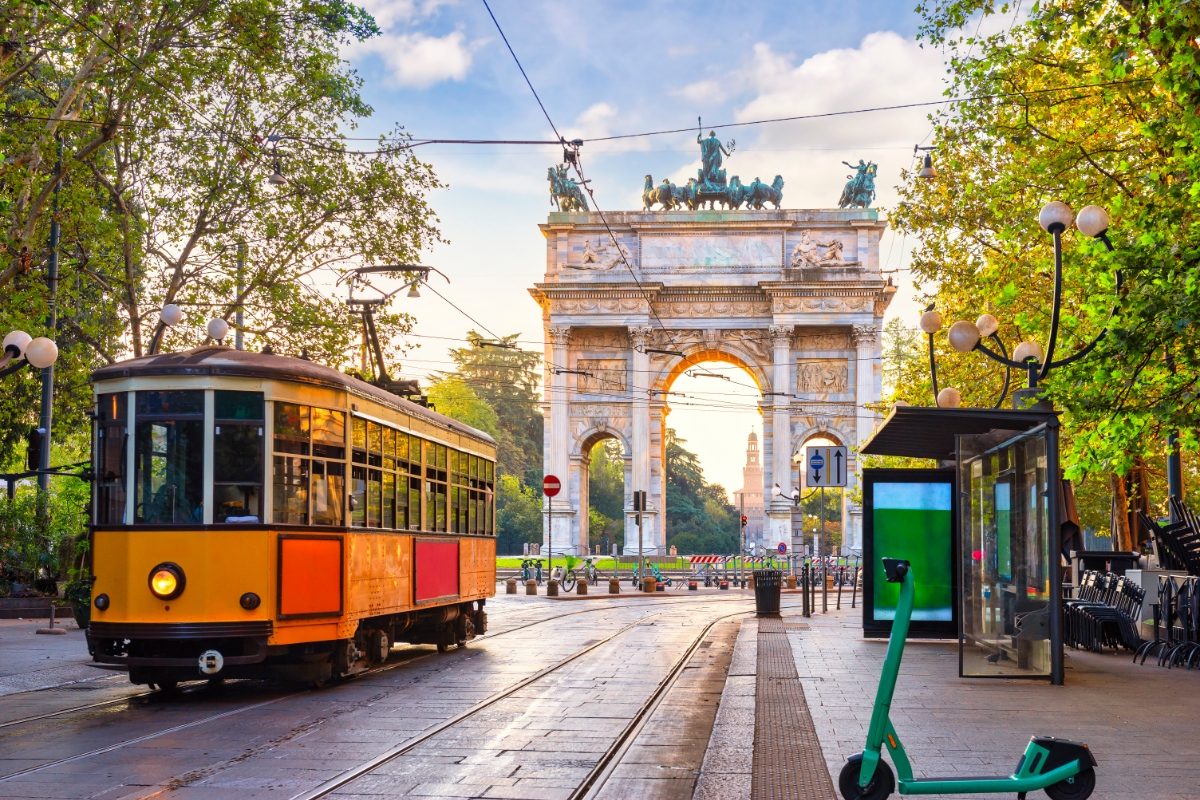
[
  {"left": 697, "top": 603, "right": 1200, "bottom": 800},
  {"left": 0, "top": 615, "right": 106, "bottom": 697}
]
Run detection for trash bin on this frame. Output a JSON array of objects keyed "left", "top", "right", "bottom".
[{"left": 753, "top": 569, "right": 781, "bottom": 616}]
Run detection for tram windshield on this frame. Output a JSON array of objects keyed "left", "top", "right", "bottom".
[{"left": 135, "top": 391, "right": 204, "bottom": 524}]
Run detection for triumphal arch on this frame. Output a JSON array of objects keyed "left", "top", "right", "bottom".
[{"left": 530, "top": 143, "right": 894, "bottom": 556}]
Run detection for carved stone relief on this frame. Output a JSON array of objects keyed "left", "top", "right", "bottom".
[
  {"left": 576, "top": 359, "right": 627, "bottom": 393},
  {"left": 796, "top": 358, "right": 849, "bottom": 394},
  {"left": 571, "top": 327, "right": 629, "bottom": 351},
  {"left": 794, "top": 329, "right": 850, "bottom": 351},
  {"left": 656, "top": 298, "right": 771, "bottom": 318},
  {"left": 565, "top": 235, "right": 637, "bottom": 270},
  {"left": 641, "top": 233, "right": 781, "bottom": 269},
  {"left": 557, "top": 297, "right": 647, "bottom": 314},
  {"left": 774, "top": 296, "right": 871, "bottom": 313}
]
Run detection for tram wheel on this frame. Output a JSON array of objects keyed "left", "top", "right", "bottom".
[
  {"left": 151, "top": 680, "right": 180, "bottom": 695},
  {"left": 436, "top": 641, "right": 450, "bottom": 653}
]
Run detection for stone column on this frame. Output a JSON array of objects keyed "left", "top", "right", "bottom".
[
  {"left": 846, "top": 324, "right": 880, "bottom": 553},
  {"left": 546, "top": 325, "right": 574, "bottom": 554},
  {"left": 625, "top": 325, "right": 657, "bottom": 554},
  {"left": 767, "top": 324, "right": 794, "bottom": 551}
]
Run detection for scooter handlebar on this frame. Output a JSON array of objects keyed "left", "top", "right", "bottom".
[{"left": 881, "top": 558, "right": 910, "bottom": 583}]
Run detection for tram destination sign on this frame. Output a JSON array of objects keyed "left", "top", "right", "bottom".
[
  {"left": 543, "top": 474, "right": 561, "bottom": 497},
  {"left": 806, "top": 445, "right": 848, "bottom": 488}
]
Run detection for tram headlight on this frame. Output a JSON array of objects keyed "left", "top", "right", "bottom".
[
  {"left": 239, "top": 592, "right": 261, "bottom": 610},
  {"left": 94, "top": 593, "right": 109, "bottom": 611},
  {"left": 148, "top": 563, "right": 186, "bottom": 600}
]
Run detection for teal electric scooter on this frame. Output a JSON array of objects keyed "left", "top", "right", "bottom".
[{"left": 839, "top": 558, "right": 1097, "bottom": 800}]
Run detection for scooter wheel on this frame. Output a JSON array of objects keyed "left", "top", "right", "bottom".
[
  {"left": 838, "top": 753, "right": 894, "bottom": 800},
  {"left": 1044, "top": 767, "right": 1096, "bottom": 800}
]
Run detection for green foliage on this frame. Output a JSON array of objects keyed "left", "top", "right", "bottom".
[
  {"left": 0, "top": 480, "right": 89, "bottom": 593},
  {"left": 587, "top": 439, "right": 624, "bottom": 550},
  {"left": 0, "top": 0, "right": 444, "bottom": 469},
  {"left": 424, "top": 376, "right": 500, "bottom": 437},
  {"left": 899, "top": 0, "right": 1200, "bottom": 488},
  {"left": 446, "top": 332, "right": 543, "bottom": 483},
  {"left": 664, "top": 430, "right": 740, "bottom": 554},
  {"left": 494, "top": 473, "right": 541, "bottom": 555}
]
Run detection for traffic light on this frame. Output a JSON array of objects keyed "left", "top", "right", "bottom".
[
  {"left": 740, "top": 514, "right": 748, "bottom": 528},
  {"left": 26, "top": 427, "right": 44, "bottom": 472}
]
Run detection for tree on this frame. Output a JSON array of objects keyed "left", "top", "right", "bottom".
[
  {"left": 663, "top": 429, "right": 739, "bottom": 554},
  {"left": 424, "top": 376, "right": 499, "bottom": 438},
  {"left": 446, "top": 332, "right": 543, "bottom": 482},
  {"left": 495, "top": 474, "right": 541, "bottom": 556},
  {"left": 881, "top": 317, "right": 927, "bottom": 400},
  {"left": 897, "top": 1, "right": 1200, "bottom": 528},
  {"left": 587, "top": 439, "right": 624, "bottom": 551},
  {"left": 1, "top": 1, "right": 445, "bottom": 475}
]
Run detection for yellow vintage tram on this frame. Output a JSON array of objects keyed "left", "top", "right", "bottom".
[{"left": 86, "top": 346, "right": 496, "bottom": 688}]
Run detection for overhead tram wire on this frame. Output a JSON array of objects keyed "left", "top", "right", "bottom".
[
  {"left": 5, "top": 76, "right": 1148, "bottom": 156},
  {"left": 479, "top": 0, "right": 668, "bottom": 335}
]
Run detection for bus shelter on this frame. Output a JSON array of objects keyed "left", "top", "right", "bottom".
[{"left": 861, "top": 406, "right": 1064, "bottom": 685}]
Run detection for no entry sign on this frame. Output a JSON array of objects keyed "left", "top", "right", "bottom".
[{"left": 543, "top": 474, "right": 561, "bottom": 497}]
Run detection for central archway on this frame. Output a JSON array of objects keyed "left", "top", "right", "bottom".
[{"left": 530, "top": 207, "right": 892, "bottom": 555}]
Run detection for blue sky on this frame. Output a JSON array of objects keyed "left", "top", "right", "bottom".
[{"left": 341, "top": 0, "right": 963, "bottom": 496}]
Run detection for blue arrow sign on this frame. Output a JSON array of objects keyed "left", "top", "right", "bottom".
[{"left": 809, "top": 450, "right": 825, "bottom": 484}]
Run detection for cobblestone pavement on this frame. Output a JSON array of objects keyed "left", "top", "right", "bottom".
[
  {"left": 4, "top": 592, "right": 1197, "bottom": 799},
  {"left": 0, "top": 591, "right": 760, "bottom": 800},
  {"left": 791, "top": 605, "right": 1200, "bottom": 800}
]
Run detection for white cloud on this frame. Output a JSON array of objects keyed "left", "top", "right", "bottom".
[
  {"left": 351, "top": 30, "right": 476, "bottom": 88},
  {"left": 357, "top": 0, "right": 456, "bottom": 29},
  {"left": 674, "top": 79, "right": 728, "bottom": 106},
  {"left": 713, "top": 32, "right": 947, "bottom": 211}
]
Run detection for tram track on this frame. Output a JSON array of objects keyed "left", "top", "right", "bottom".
[
  {"left": 0, "top": 594, "right": 744, "bottom": 790},
  {"left": 0, "top": 595, "right": 691, "bottom": 736},
  {"left": 289, "top": 598, "right": 767, "bottom": 800}
]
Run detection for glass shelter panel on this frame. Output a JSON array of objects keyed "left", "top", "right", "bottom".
[{"left": 958, "top": 427, "right": 1054, "bottom": 678}]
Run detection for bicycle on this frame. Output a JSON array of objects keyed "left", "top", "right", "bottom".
[{"left": 562, "top": 557, "right": 601, "bottom": 592}]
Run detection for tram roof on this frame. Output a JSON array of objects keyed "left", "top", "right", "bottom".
[{"left": 91, "top": 346, "right": 496, "bottom": 446}]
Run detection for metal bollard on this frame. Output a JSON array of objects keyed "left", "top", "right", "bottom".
[
  {"left": 836, "top": 566, "right": 844, "bottom": 610},
  {"left": 801, "top": 564, "right": 810, "bottom": 618},
  {"left": 526, "top": 579, "right": 538, "bottom": 596},
  {"left": 36, "top": 603, "right": 68, "bottom": 636},
  {"left": 822, "top": 561, "right": 828, "bottom": 613}
]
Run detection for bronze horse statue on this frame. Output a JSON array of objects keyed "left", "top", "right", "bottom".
[
  {"left": 746, "top": 175, "right": 785, "bottom": 210},
  {"left": 643, "top": 175, "right": 678, "bottom": 210}
]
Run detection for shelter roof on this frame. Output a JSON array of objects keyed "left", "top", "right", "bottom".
[{"left": 860, "top": 405, "right": 1057, "bottom": 461}]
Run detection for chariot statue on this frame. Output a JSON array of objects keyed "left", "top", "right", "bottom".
[{"left": 639, "top": 119, "right": 784, "bottom": 211}]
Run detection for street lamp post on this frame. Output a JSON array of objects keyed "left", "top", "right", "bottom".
[{"left": 919, "top": 202, "right": 1118, "bottom": 411}]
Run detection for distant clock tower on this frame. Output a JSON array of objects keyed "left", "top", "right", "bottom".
[{"left": 733, "top": 431, "right": 765, "bottom": 548}]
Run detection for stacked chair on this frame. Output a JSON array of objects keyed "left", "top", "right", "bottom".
[
  {"left": 1134, "top": 575, "right": 1200, "bottom": 668},
  {"left": 1063, "top": 570, "right": 1145, "bottom": 652},
  {"left": 1139, "top": 503, "right": 1200, "bottom": 576}
]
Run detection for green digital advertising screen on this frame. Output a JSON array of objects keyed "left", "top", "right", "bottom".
[{"left": 864, "top": 469, "right": 957, "bottom": 637}]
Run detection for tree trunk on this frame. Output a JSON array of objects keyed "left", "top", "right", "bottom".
[{"left": 1110, "top": 473, "right": 1132, "bottom": 552}]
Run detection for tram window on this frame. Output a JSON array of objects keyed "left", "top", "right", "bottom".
[
  {"left": 350, "top": 465, "right": 366, "bottom": 527},
  {"left": 367, "top": 468, "right": 382, "bottom": 527},
  {"left": 408, "top": 476, "right": 421, "bottom": 530},
  {"left": 382, "top": 471, "right": 396, "bottom": 528},
  {"left": 273, "top": 455, "right": 308, "bottom": 524},
  {"left": 312, "top": 460, "right": 344, "bottom": 526},
  {"left": 134, "top": 390, "right": 203, "bottom": 525},
  {"left": 274, "top": 403, "right": 309, "bottom": 455},
  {"left": 95, "top": 393, "right": 127, "bottom": 525},
  {"left": 367, "top": 422, "right": 383, "bottom": 467},
  {"left": 214, "top": 391, "right": 263, "bottom": 523},
  {"left": 312, "top": 408, "right": 345, "bottom": 457},
  {"left": 351, "top": 417, "right": 366, "bottom": 462},
  {"left": 383, "top": 427, "right": 396, "bottom": 471}
]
